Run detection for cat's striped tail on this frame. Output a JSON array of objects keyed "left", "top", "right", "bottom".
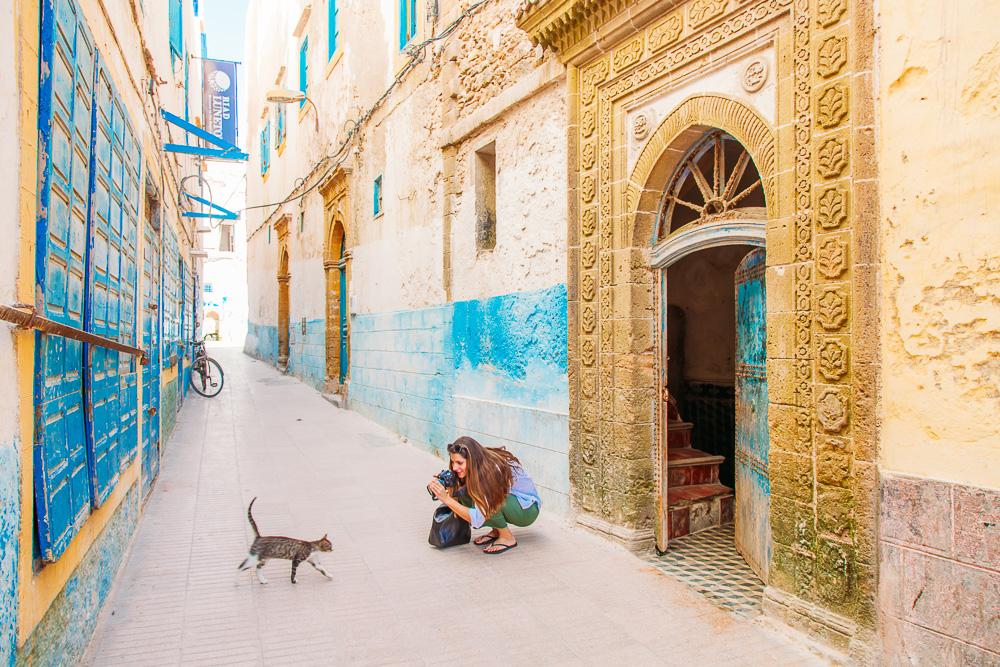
[{"left": 247, "top": 497, "right": 260, "bottom": 537}]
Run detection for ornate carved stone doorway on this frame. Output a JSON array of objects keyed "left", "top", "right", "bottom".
[
  {"left": 322, "top": 173, "right": 351, "bottom": 395},
  {"left": 650, "top": 128, "right": 771, "bottom": 582},
  {"left": 276, "top": 216, "right": 290, "bottom": 371}
]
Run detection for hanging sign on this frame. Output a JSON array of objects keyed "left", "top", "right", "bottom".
[{"left": 201, "top": 58, "right": 238, "bottom": 146}]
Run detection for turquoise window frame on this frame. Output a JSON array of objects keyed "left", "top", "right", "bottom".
[
  {"left": 398, "top": 0, "right": 417, "bottom": 51},
  {"left": 169, "top": 0, "right": 183, "bottom": 61},
  {"left": 275, "top": 103, "right": 286, "bottom": 151},
  {"left": 328, "top": 0, "right": 339, "bottom": 60},
  {"left": 260, "top": 120, "right": 271, "bottom": 176},
  {"left": 299, "top": 37, "right": 309, "bottom": 108},
  {"left": 373, "top": 175, "right": 382, "bottom": 216}
]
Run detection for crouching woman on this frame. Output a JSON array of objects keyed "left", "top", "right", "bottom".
[{"left": 427, "top": 436, "right": 541, "bottom": 555}]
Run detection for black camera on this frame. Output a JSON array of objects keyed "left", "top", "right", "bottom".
[{"left": 427, "top": 469, "right": 458, "bottom": 499}]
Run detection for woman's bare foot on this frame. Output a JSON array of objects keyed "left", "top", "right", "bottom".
[
  {"left": 483, "top": 527, "right": 517, "bottom": 554},
  {"left": 474, "top": 529, "right": 500, "bottom": 546}
]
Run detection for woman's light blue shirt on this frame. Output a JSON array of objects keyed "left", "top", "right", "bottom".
[{"left": 467, "top": 465, "right": 541, "bottom": 530}]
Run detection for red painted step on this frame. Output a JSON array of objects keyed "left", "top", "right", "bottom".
[
  {"left": 667, "top": 420, "right": 693, "bottom": 449},
  {"left": 667, "top": 448, "right": 723, "bottom": 486}
]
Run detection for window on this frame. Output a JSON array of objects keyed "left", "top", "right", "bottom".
[
  {"left": 398, "top": 0, "right": 417, "bottom": 50},
  {"left": 328, "top": 0, "right": 339, "bottom": 60},
  {"left": 373, "top": 175, "right": 383, "bottom": 216},
  {"left": 260, "top": 119, "right": 271, "bottom": 176},
  {"left": 219, "top": 224, "right": 234, "bottom": 252},
  {"left": 275, "top": 103, "right": 286, "bottom": 151},
  {"left": 299, "top": 211, "right": 305, "bottom": 233},
  {"left": 169, "top": 0, "right": 183, "bottom": 61},
  {"left": 299, "top": 38, "right": 309, "bottom": 108},
  {"left": 474, "top": 141, "right": 497, "bottom": 252}
]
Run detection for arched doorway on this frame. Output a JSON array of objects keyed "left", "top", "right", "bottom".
[
  {"left": 277, "top": 244, "right": 290, "bottom": 370},
  {"left": 324, "top": 218, "right": 349, "bottom": 390},
  {"left": 651, "top": 129, "right": 770, "bottom": 581}
]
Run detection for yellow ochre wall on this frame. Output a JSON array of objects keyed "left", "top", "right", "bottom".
[{"left": 878, "top": 0, "right": 1000, "bottom": 489}]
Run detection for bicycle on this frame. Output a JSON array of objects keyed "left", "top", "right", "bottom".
[{"left": 189, "top": 337, "right": 224, "bottom": 398}]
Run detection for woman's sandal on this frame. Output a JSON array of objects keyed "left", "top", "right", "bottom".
[
  {"left": 473, "top": 533, "right": 498, "bottom": 546},
  {"left": 483, "top": 542, "right": 517, "bottom": 555}
]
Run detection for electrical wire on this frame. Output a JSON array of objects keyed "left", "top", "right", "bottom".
[{"left": 243, "top": 0, "right": 491, "bottom": 240}]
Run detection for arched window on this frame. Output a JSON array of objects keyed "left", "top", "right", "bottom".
[{"left": 657, "top": 131, "right": 765, "bottom": 242}]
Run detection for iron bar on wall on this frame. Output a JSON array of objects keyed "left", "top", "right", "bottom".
[{"left": 0, "top": 304, "right": 149, "bottom": 365}]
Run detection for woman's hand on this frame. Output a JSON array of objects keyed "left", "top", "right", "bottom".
[{"left": 427, "top": 480, "right": 453, "bottom": 502}]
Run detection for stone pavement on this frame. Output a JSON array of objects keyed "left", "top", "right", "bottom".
[{"left": 83, "top": 348, "right": 823, "bottom": 666}]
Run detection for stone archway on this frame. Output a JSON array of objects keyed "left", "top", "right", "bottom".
[
  {"left": 626, "top": 99, "right": 780, "bottom": 565},
  {"left": 275, "top": 216, "right": 291, "bottom": 370},
  {"left": 324, "top": 217, "right": 349, "bottom": 389},
  {"left": 321, "top": 171, "right": 351, "bottom": 394}
]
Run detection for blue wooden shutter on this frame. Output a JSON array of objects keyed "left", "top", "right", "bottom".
[
  {"left": 169, "top": 0, "right": 183, "bottom": 60},
  {"left": 328, "top": 0, "right": 338, "bottom": 59},
  {"left": 35, "top": 0, "right": 96, "bottom": 561},
  {"left": 299, "top": 38, "right": 309, "bottom": 106},
  {"left": 118, "top": 117, "right": 141, "bottom": 468},
  {"left": 409, "top": 0, "right": 417, "bottom": 45},
  {"left": 141, "top": 218, "right": 162, "bottom": 497},
  {"left": 84, "top": 59, "right": 123, "bottom": 506}
]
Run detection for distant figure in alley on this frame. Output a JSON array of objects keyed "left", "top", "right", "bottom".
[{"left": 427, "top": 437, "right": 542, "bottom": 555}]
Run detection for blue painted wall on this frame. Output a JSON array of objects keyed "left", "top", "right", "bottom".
[
  {"left": 350, "top": 285, "right": 570, "bottom": 513},
  {"left": 287, "top": 318, "right": 326, "bottom": 390},
  {"left": 0, "top": 439, "right": 19, "bottom": 667},
  {"left": 350, "top": 305, "right": 456, "bottom": 453},
  {"left": 245, "top": 321, "right": 279, "bottom": 365},
  {"left": 0, "top": 438, "right": 139, "bottom": 667},
  {"left": 16, "top": 484, "right": 139, "bottom": 665}
]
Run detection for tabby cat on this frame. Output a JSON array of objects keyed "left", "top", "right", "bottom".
[{"left": 237, "top": 497, "right": 333, "bottom": 584}]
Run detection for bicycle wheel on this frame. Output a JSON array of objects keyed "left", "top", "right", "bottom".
[{"left": 190, "top": 357, "right": 225, "bottom": 397}]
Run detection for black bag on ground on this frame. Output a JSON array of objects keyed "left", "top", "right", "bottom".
[{"left": 428, "top": 504, "right": 470, "bottom": 548}]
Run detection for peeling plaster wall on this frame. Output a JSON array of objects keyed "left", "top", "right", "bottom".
[
  {"left": 879, "top": 0, "right": 1000, "bottom": 488},
  {"left": 349, "top": 285, "right": 570, "bottom": 512},
  {"left": 0, "top": 0, "right": 21, "bottom": 661}
]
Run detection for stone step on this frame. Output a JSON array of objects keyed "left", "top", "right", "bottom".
[
  {"left": 667, "top": 420, "right": 693, "bottom": 449},
  {"left": 667, "top": 484, "right": 734, "bottom": 540},
  {"left": 667, "top": 448, "right": 724, "bottom": 486}
]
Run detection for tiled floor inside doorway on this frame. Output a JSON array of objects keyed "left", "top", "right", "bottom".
[{"left": 644, "top": 523, "right": 764, "bottom": 618}]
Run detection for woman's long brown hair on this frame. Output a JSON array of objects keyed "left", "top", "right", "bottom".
[{"left": 448, "top": 436, "right": 520, "bottom": 520}]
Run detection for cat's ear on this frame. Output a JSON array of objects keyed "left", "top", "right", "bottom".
[{"left": 321, "top": 533, "right": 328, "bottom": 540}]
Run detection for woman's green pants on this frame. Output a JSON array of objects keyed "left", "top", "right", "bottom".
[{"left": 459, "top": 493, "right": 539, "bottom": 529}]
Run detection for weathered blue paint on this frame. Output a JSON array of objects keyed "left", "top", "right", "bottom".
[
  {"left": 734, "top": 247, "right": 770, "bottom": 581},
  {"left": 142, "top": 218, "right": 162, "bottom": 498},
  {"left": 34, "top": 0, "right": 97, "bottom": 561},
  {"left": 245, "top": 321, "right": 279, "bottom": 365},
  {"left": 287, "top": 318, "right": 327, "bottom": 390},
  {"left": 350, "top": 304, "right": 456, "bottom": 454},
  {"left": 84, "top": 54, "right": 142, "bottom": 508},
  {"left": 350, "top": 285, "right": 571, "bottom": 512},
  {"left": 15, "top": 483, "right": 140, "bottom": 666},
  {"left": 0, "top": 439, "right": 19, "bottom": 667}
]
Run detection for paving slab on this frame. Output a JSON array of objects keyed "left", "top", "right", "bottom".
[{"left": 83, "top": 348, "right": 824, "bottom": 666}]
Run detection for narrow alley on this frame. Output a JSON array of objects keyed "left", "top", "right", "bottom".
[{"left": 82, "top": 349, "right": 820, "bottom": 666}]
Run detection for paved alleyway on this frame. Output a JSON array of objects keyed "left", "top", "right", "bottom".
[{"left": 84, "top": 348, "right": 822, "bottom": 667}]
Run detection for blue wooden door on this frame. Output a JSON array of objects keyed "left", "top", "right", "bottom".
[
  {"left": 33, "top": 0, "right": 96, "bottom": 561},
  {"left": 735, "top": 247, "right": 770, "bottom": 581},
  {"left": 142, "top": 219, "right": 161, "bottom": 498},
  {"left": 338, "top": 246, "right": 348, "bottom": 383},
  {"left": 84, "top": 58, "right": 132, "bottom": 506}
]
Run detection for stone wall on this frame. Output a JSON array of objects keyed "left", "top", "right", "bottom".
[
  {"left": 15, "top": 486, "right": 140, "bottom": 666},
  {"left": 879, "top": 474, "right": 999, "bottom": 662},
  {"left": 349, "top": 285, "right": 570, "bottom": 512},
  {"left": 287, "top": 319, "right": 327, "bottom": 390}
]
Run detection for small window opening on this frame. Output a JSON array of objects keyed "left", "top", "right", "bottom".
[
  {"left": 373, "top": 175, "right": 383, "bottom": 217},
  {"left": 474, "top": 141, "right": 497, "bottom": 252},
  {"left": 219, "top": 223, "right": 234, "bottom": 252}
]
